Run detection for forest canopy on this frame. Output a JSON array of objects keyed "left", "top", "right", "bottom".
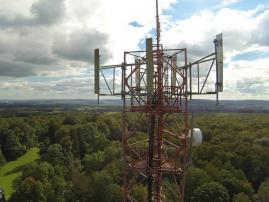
[{"left": 0, "top": 112, "right": 268, "bottom": 201}]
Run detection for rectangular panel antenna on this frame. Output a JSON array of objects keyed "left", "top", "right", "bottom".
[
  {"left": 215, "top": 33, "right": 223, "bottom": 92},
  {"left": 172, "top": 56, "right": 177, "bottom": 93},
  {"left": 94, "top": 49, "right": 100, "bottom": 94},
  {"left": 146, "top": 38, "right": 154, "bottom": 96},
  {"left": 135, "top": 57, "right": 140, "bottom": 91}
]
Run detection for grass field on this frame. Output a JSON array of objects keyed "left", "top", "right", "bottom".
[{"left": 0, "top": 147, "right": 40, "bottom": 198}]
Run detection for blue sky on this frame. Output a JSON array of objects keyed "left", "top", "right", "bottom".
[
  {"left": 166, "top": 0, "right": 269, "bottom": 19},
  {"left": 0, "top": 0, "right": 268, "bottom": 100},
  {"left": 232, "top": 50, "right": 269, "bottom": 61}
]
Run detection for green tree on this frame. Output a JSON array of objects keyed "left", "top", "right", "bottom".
[
  {"left": 256, "top": 179, "right": 269, "bottom": 202},
  {"left": 3, "top": 131, "right": 26, "bottom": 160},
  {"left": 89, "top": 170, "right": 121, "bottom": 202},
  {"left": 42, "top": 144, "right": 66, "bottom": 165},
  {"left": 191, "top": 182, "right": 230, "bottom": 202},
  {"left": 10, "top": 161, "right": 73, "bottom": 202},
  {"left": 46, "top": 120, "right": 60, "bottom": 144},
  {"left": 0, "top": 118, "right": 37, "bottom": 160},
  {"left": 47, "top": 176, "right": 72, "bottom": 202},
  {"left": 232, "top": 192, "right": 251, "bottom": 202},
  {"left": 103, "top": 141, "right": 121, "bottom": 163},
  {"left": 0, "top": 147, "right": 6, "bottom": 166},
  {"left": 12, "top": 120, "right": 37, "bottom": 149},
  {"left": 96, "top": 120, "right": 110, "bottom": 137},
  {"left": 133, "top": 184, "right": 147, "bottom": 202},
  {"left": 83, "top": 151, "right": 105, "bottom": 173},
  {"left": 185, "top": 167, "right": 212, "bottom": 202},
  {"left": 71, "top": 123, "right": 109, "bottom": 158},
  {"left": 56, "top": 126, "right": 72, "bottom": 152},
  {"left": 98, "top": 115, "right": 121, "bottom": 140},
  {"left": 218, "top": 170, "right": 242, "bottom": 198},
  {"left": 34, "top": 122, "right": 48, "bottom": 143},
  {"left": 9, "top": 176, "right": 46, "bottom": 202},
  {"left": 63, "top": 116, "right": 80, "bottom": 125},
  {"left": 22, "top": 162, "right": 55, "bottom": 182}
]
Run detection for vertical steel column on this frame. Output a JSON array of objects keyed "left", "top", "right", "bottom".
[
  {"left": 181, "top": 48, "right": 189, "bottom": 202},
  {"left": 148, "top": 114, "right": 155, "bottom": 202},
  {"left": 122, "top": 53, "right": 127, "bottom": 202},
  {"left": 197, "top": 63, "right": 200, "bottom": 93}
]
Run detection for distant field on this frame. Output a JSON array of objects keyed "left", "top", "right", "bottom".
[{"left": 0, "top": 147, "right": 40, "bottom": 198}]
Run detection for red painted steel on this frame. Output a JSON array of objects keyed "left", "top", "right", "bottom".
[
  {"left": 94, "top": 1, "right": 221, "bottom": 201},
  {"left": 122, "top": 42, "right": 189, "bottom": 202}
]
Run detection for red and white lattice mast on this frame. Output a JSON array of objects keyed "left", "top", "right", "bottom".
[{"left": 93, "top": 0, "right": 223, "bottom": 201}]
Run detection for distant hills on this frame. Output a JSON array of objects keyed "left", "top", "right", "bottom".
[
  {"left": 0, "top": 99, "right": 268, "bottom": 113},
  {"left": 188, "top": 99, "right": 269, "bottom": 113}
]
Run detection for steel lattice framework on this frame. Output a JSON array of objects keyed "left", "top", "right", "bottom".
[
  {"left": 93, "top": 1, "right": 223, "bottom": 201},
  {"left": 122, "top": 46, "right": 189, "bottom": 201}
]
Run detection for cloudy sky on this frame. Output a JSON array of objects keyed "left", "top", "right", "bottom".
[{"left": 0, "top": 0, "right": 268, "bottom": 100}]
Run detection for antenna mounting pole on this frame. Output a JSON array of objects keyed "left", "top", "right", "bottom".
[{"left": 156, "top": 0, "right": 161, "bottom": 46}]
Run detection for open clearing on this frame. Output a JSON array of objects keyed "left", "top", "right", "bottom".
[{"left": 0, "top": 147, "right": 40, "bottom": 198}]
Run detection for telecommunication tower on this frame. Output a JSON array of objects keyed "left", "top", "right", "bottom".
[{"left": 93, "top": 0, "right": 223, "bottom": 201}]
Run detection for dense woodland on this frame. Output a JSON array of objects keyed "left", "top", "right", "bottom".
[{"left": 0, "top": 111, "right": 268, "bottom": 202}]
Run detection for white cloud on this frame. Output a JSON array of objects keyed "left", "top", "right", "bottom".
[
  {"left": 221, "top": 0, "right": 241, "bottom": 6},
  {"left": 222, "top": 58, "right": 269, "bottom": 99},
  {"left": 162, "top": 7, "right": 262, "bottom": 56},
  {"left": 0, "top": 0, "right": 268, "bottom": 100},
  {"left": 0, "top": 76, "right": 93, "bottom": 99},
  {"left": 0, "top": 0, "right": 176, "bottom": 78},
  {"left": 60, "top": 0, "right": 176, "bottom": 65},
  {"left": 161, "top": 5, "right": 269, "bottom": 99}
]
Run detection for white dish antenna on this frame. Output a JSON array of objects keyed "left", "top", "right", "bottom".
[{"left": 188, "top": 128, "right": 203, "bottom": 147}]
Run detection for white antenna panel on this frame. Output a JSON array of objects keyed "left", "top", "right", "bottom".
[
  {"left": 135, "top": 57, "right": 140, "bottom": 90},
  {"left": 215, "top": 33, "right": 223, "bottom": 92}
]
